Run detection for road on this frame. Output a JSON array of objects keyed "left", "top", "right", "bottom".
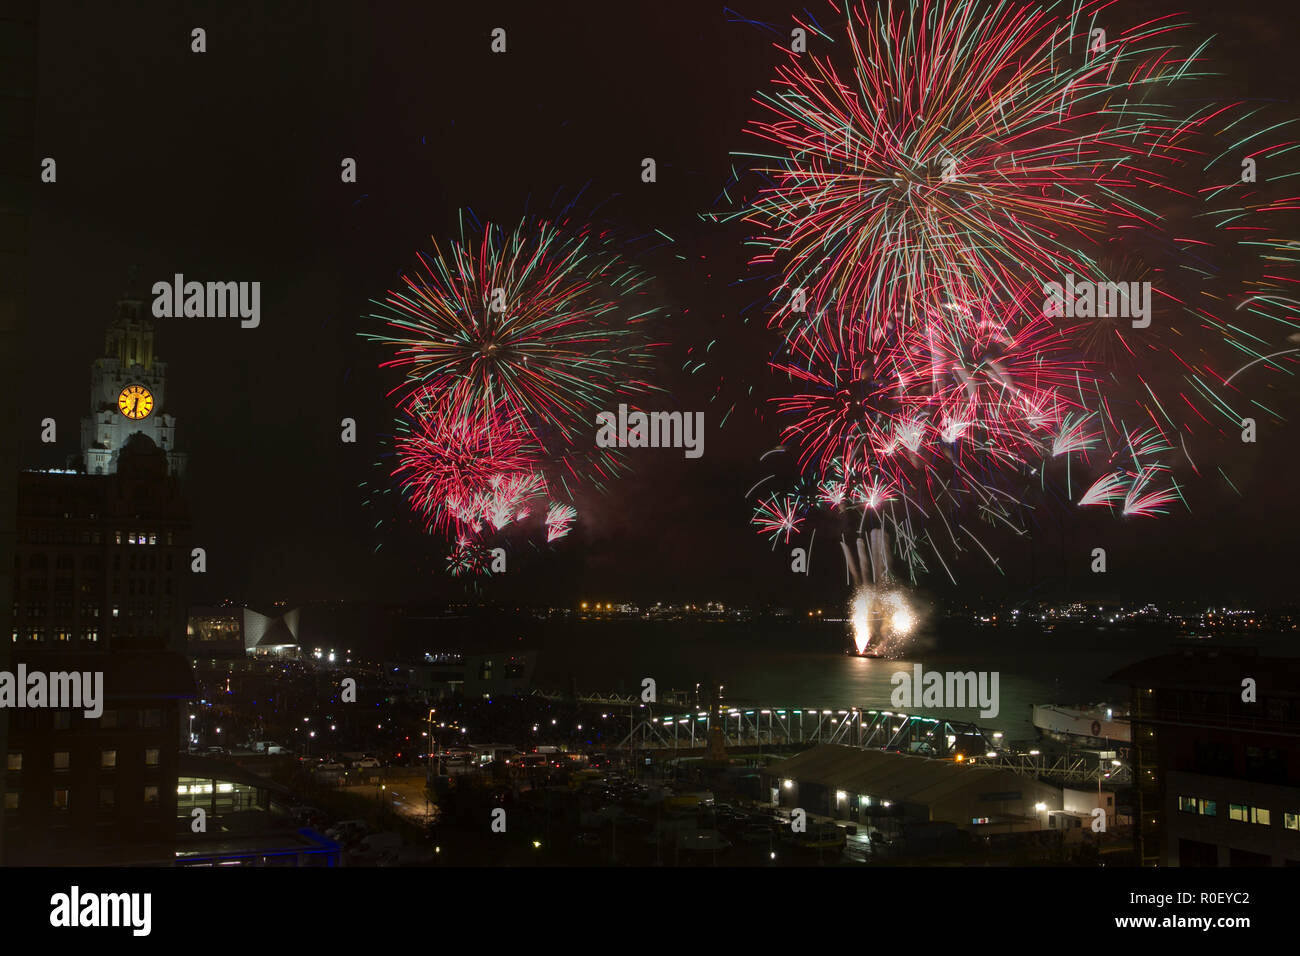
[{"left": 337, "top": 768, "right": 438, "bottom": 825}]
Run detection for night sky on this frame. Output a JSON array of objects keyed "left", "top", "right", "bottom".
[{"left": 21, "top": 0, "right": 1300, "bottom": 607}]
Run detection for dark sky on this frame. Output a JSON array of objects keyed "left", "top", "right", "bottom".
[{"left": 22, "top": 0, "right": 1300, "bottom": 607}]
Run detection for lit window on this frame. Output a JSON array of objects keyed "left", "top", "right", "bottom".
[
  {"left": 144, "top": 749, "right": 159, "bottom": 767},
  {"left": 1201, "top": 800, "right": 1217, "bottom": 817},
  {"left": 5, "top": 753, "right": 20, "bottom": 772},
  {"left": 53, "top": 789, "right": 70, "bottom": 810},
  {"left": 1228, "top": 803, "right": 1269, "bottom": 824},
  {"left": 1178, "top": 795, "right": 1197, "bottom": 813},
  {"left": 1285, "top": 812, "right": 1299, "bottom": 831},
  {"left": 101, "top": 750, "right": 117, "bottom": 769},
  {"left": 143, "top": 786, "right": 159, "bottom": 804},
  {"left": 53, "top": 752, "right": 70, "bottom": 770},
  {"left": 3, "top": 792, "right": 17, "bottom": 810}
]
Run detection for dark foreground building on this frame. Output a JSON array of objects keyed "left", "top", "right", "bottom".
[
  {"left": 1111, "top": 648, "right": 1300, "bottom": 866},
  {"left": 3, "top": 435, "right": 195, "bottom": 864}
]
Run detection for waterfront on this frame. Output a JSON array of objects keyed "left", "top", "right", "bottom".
[{"left": 512, "top": 620, "right": 1300, "bottom": 740}]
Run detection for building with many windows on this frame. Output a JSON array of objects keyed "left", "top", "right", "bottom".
[
  {"left": 1110, "top": 648, "right": 1300, "bottom": 866},
  {"left": 173, "top": 755, "right": 340, "bottom": 867},
  {"left": 3, "top": 433, "right": 195, "bottom": 864},
  {"left": 187, "top": 607, "right": 246, "bottom": 660}
]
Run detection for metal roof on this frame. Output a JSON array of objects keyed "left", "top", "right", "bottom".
[{"left": 764, "top": 744, "right": 1046, "bottom": 806}]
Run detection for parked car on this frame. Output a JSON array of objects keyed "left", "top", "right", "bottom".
[{"left": 356, "top": 757, "right": 381, "bottom": 769}]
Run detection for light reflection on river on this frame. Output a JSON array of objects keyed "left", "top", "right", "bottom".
[{"left": 520, "top": 620, "right": 1297, "bottom": 740}]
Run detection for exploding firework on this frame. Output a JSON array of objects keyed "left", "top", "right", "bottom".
[
  {"left": 366, "top": 208, "right": 667, "bottom": 574},
  {"left": 740, "top": 0, "right": 1229, "bottom": 343},
  {"left": 365, "top": 210, "right": 663, "bottom": 493},
  {"left": 751, "top": 493, "right": 806, "bottom": 544},
  {"left": 544, "top": 502, "right": 577, "bottom": 542},
  {"left": 447, "top": 538, "right": 494, "bottom": 577},
  {"left": 849, "top": 586, "right": 916, "bottom": 657},
  {"left": 728, "top": 0, "right": 1299, "bottom": 581},
  {"left": 390, "top": 397, "right": 538, "bottom": 535}
]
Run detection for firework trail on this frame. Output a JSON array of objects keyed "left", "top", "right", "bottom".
[
  {"left": 724, "top": 0, "right": 1299, "bottom": 581},
  {"left": 545, "top": 502, "right": 578, "bottom": 542},
  {"left": 447, "top": 538, "right": 494, "bottom": 577},
  {"left": 366, "top": 211, "right": 662, "bottom": 491},
  {"left": 391, "top": 398, "right": 537, "bottom": 535},
  {"left": 751, "top": 493, "right": 806, "bottom": 544},
  {"left": 366, "top": 209, "right": 665, "bottom": 573}
]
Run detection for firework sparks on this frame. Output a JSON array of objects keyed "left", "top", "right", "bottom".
[
  {"left": 752, "top": 494, "right": 806, "bottom": 544},
  {"left": 545, "top": 502, "right": 577, "bottom": 542},
  {"left": 727, "top": 0, "right": 1298, "bottom": 581},
  {"left": 365, "top": 211, "right": 662, "bottom": 489},
  {"left": 366, "top": 209, "right": 665, "bottom": 575}
]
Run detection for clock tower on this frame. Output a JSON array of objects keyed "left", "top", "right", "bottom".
[{"left": 81, "top": 294, "right": 186, "bottom": 477}]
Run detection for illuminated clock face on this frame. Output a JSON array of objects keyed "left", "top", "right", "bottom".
[{"left": 117, "top": 384, "right": 154, "bottom": 420}]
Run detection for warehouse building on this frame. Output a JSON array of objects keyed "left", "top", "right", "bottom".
[{"left": 762, "top": 744, "right": 1102, "bottom": 840}]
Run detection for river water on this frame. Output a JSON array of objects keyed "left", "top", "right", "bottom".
[{"left": 509, "top": 618, "right": 1298, "bottom": 740}]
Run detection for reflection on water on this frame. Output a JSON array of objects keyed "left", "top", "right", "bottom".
[{"left": 524, "top": 620, "right": 1297, "bottom": 740}]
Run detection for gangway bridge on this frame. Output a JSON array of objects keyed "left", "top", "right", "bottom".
[{"left": 531, "top": 690, "right": 1130, "bottom": 786}]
